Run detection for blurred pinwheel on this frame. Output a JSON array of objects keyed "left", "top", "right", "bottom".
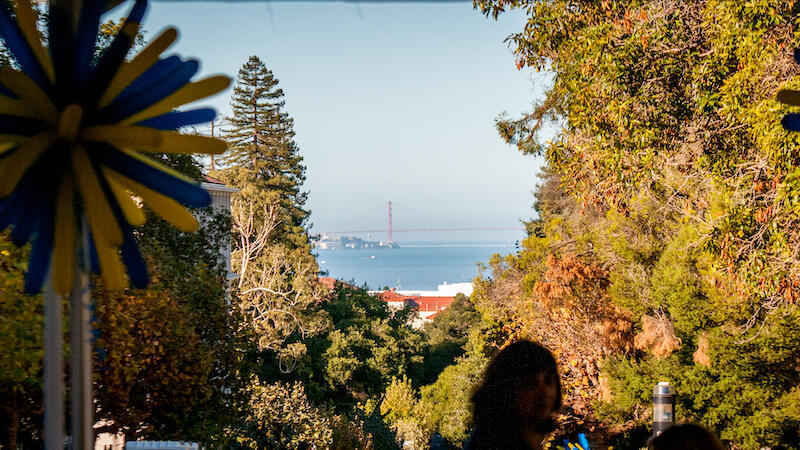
[
  {"left": 778, "top": 49, "right": 800, "bottom": 131},
  {"left": 0, "top": 0, "right": 229, "bottom": 294},
  {"left": 558, "top": 433, "right": 591, "bottom": 450}
]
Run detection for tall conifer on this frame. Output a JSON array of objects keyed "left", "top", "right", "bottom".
[
  {"left": 221, "top": 55, "right": 309, "bottom": 248},
  {"left": 215, "top": 56, "right": 325, "bottom": 368}
]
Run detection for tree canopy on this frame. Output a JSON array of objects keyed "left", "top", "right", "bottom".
[{"left": 469, "top": 0, "right": 800, "bottom": 448}]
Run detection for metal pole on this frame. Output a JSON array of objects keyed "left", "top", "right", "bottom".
[
  {"left": 43, "top": 275, "right": 64, "bottom": 450},
  {"left": 70, "top": 218, "right": 93, "bottom": 449},
  {"left": 653, "top": 381, "right": 675, "bottom": 437},
  {"left": 45, "top": 0, "right": 79, "bottom": 447}
]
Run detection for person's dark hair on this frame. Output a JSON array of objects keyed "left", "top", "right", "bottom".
[
  {"left": 470, "top": 340, "right": 562, "bottom": 448},
  {"left": 648, "top": 423, "right": 724, "bottom": 450}
]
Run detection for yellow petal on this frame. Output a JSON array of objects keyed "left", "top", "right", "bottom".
[
  {"left": 108, "top": 169, "right": 199, "bottom": 232},
  {"left": 123, "top": 76, "right": 231, "bottom": 124},
  {"left": 71, "top": 146, "right": 124, "bottom": 247},
  {"left": 0, "top": 95, "right": 38, "bottom": 119},
  {"left": 0, "top": 69, "right": 57, "bottom": 122},
  {"left": 120, "top": 148, "right": 195, "bottom": 183},
  {"left": 82, "top": 125, "right": 161, "bottom": 149},
  {"left": 13, "top": 0, "right": 55, "bottom": 82},
  {"left": 778, "top": 89, "right": 800, "bottom": 106},
  {"left": 95, "top": 241, "right": 126, "bottom": 291},
  {"left": 52, "top": 177, "right": 76, "bottom": 295},
  {"left": 102, "top": 168, "right": 146, "bottom": 226},
  {"left": 155, "top": 131, "right": 227, "bottom": 155},
  {"left": 57, "top": 104, "right": 83, "bottom": 141},
  {"left": 99, "top": 27, "right": 179, "bottom": 108},
  {"left": 0, "top": 134, "right": 26, "bottom": 144},
  {"left": 0, "top": 132, "right": 55, "bottom": 197},
  {"left": 0, "top": 141, "right": 18, "bottom": 157}
]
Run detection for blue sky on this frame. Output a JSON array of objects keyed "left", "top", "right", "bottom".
[{"left": 142, "top": 1, "right": 550, "bottom": 242}]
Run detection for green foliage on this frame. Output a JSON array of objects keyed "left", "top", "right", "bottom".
[
  {"left": 419, "top": 352, "right": 487, "bottom": 446},
  {"left": 421, "top": 293, "right": 481, "bottom": 383},
  {"left": 472, "top": 0, "right": 800, "bottom": 447},
  {"left": 93, "top": 154, "right": 243, "bottom": 443},
  {"left": 0, "top": 236, "right": 43, "bottom": 448},
  {"left": 296, "top": 284, "right": 425, "bottom": 407},
  {"left": 219, "top": 55, "right": 308, "bottom": 247},
  {"left": 232, "top": 379, "right": 334, "bottom": 449},
  {"left": 214, "top": 56, "right": 323, "bottom": 376},
  {"left": 380, "top": 377, "right": 434, "bottom": 450}
]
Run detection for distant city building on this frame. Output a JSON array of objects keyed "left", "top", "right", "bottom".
[
  {"left": 318, "top": 277, "right": 471, "bottom": 329},
  {"left": 376, "top": 282, "right": 472, "bottom": 329},
  {"left": 397, "top": 282, "right": 473, "bottom": 298},
  {"left": 200, "top": 174, "right": 238, "bottom": 276},
  {"left": 317, "top": 235, "right": 398, "bottom": 250}
]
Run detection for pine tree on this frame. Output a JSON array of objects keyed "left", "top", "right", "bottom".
[
  {"left": 214, "top": 56, "right": 326, "bottom": 369},
  {"left": 221, "top": 55, "right": 309, "bottom": 248}
]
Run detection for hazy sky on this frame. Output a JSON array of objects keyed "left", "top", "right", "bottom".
[{"left": 142, "top": 1, "right": 550, "bottom": 242}]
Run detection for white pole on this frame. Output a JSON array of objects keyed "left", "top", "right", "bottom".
[
  {"left": 43, "top": 275, "right": 64, "bottom": 450},
  {"left": 70, "top": 218, "right": 93, "bottom": 449}
]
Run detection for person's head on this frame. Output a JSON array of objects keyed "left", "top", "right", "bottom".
[
  {"left": 471, "top": 340, "right": 562, "bottom": 440},
  {"left": 648, "top": 423, "right": 724, "bottom": 450}
]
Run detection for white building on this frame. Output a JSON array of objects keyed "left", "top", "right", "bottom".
[{"left": 375, "top": 282, "right": 473, "bottom": 329}]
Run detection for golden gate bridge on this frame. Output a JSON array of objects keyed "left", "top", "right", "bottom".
[{"left": 320, "top": 201, "right": 524, "bottom": 243}]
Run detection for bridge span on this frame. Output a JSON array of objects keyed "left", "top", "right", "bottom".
[{"left": 320, "top": 201, "right": 524, "bottom": 243}]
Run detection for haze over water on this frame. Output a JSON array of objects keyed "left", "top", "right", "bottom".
[{"left": 316, "top": 240, "right": 517, "bottom": 291}]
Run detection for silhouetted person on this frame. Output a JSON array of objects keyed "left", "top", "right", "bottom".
[
  {"left": 648, "top": 423, "right": 724, "bottom": 450},
  {"left": 465, "top": 340, "right": 562, "bottom": 450}
]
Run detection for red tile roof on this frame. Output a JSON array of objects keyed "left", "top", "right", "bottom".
[
  {"left": 202, "top": 174, "right": 226, "bottom": 185},
  {"left": 414, "top": 296, "right": 454, "bottom": 312},
  {"left": 377, "top": 290, "right": 454, "bottom": 312},
  {"left": 318, "top": 277, "right": 336, "bottom": 291},
  {"left": 378, "top": 290, "right": 408, "bottom": 301}
]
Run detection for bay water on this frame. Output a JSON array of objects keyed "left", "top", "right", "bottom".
[{"left": 315, "top": 241, "right": 517, "bottom": 291}]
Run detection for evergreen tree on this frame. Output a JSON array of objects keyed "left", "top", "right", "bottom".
[
  {"left": 214, "top": 56, "right": 326, "bottom": 374},
  {"left": 221, "top": 56, "right": 308, "bottom": 248}
]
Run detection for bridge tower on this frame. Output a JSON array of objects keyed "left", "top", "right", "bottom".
[{"left": 387, "top": 201, "right": 393, "bottom": 244}]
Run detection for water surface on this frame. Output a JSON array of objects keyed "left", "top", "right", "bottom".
[{"left": 316, "top": 241, "right": 516, "bottom": 291}]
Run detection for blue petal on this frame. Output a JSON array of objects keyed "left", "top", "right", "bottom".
[
  {"left": 73, "top": 0, "right": 106, "bottom": 81},
  {"left": 0, "top": 198, "right": 13, "bottom": 229},
  {"left": 24, "top": 193, "right": 55, "bottom": 293},
  {"left": 0, "top": 2, "right": 50, "bottom": 88},
  {"left": 0, "top": 196, "right": 22, "bottom": 231},
  {"left": 91, "top": 144, "right": 210, "bottom": 207},
  {"left": 116, "top": 55, "right": 182, "bottom": 100},
  {"left": 137, "top": 108, "right": 216, "bottom": 131},
  {"left": 10, "top": 191, "right": 37, "bottom": 245},
  {"left": 0, "top": 82, "right": 17, "bottom": 98},
  {"left": 96, "top": 163, "right": 150, "bottom": 287},
  {"left": 0, "top": 115, "right": 50, "bottom": 135},
  {"left": 794, "top": 48, "right": 800, "bottom": 66},
  {"left": 47, "top": 4, "right": 75, "bottom": 101},
  {"left": 578, "top": 433, "right": 590, "bottom": 450},
  {"left": 782, "top": 114, "right": 800, "bottom": 131},
  {"left": 10, "top": 212, "right": 35, "bottom": 245},
  {"left": 0, "top": 179, "right": 25, "bottom": 229},
  {"left": 87, "top": 232, "right": 101, "bottom": 274},
  {"left": 96, "top": 59, "right": 198, "bottom": 124},
  {"left": 85, "top": 0, "right": 148, "bottom": 105},
  {"left": 120, "top": 230, "right": 148, "bottom": 287}
]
